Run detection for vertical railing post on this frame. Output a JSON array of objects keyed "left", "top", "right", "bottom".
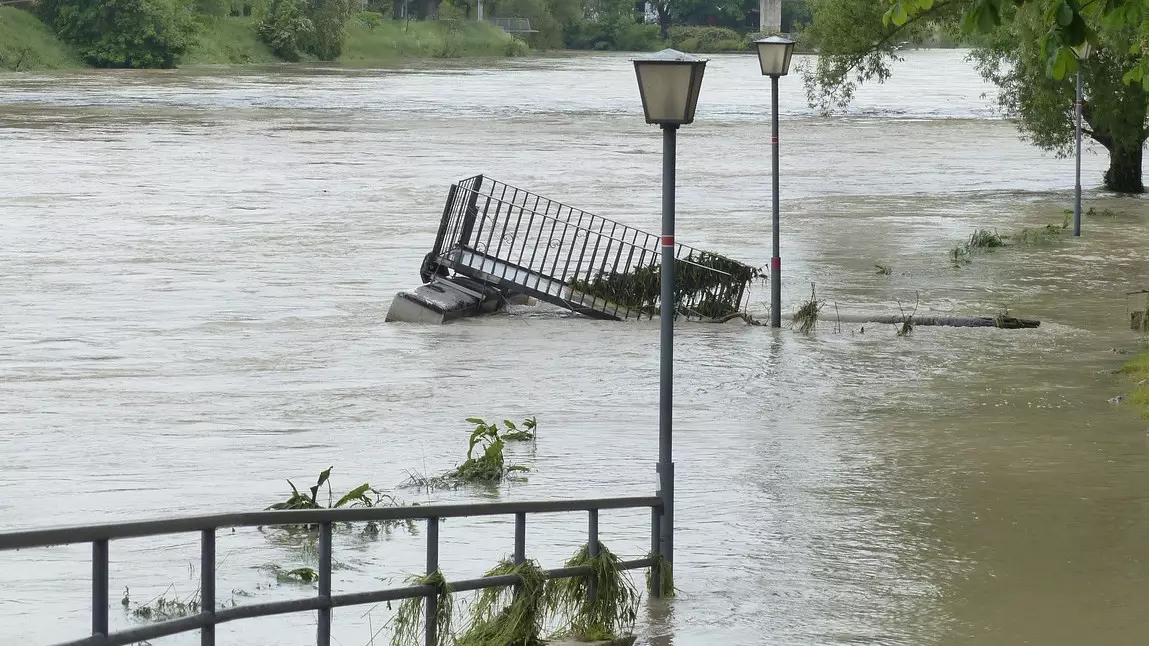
[
  {"left": 514, "top": 512, "right": 526, "bottom": 566},
  {"left": 317, "top": 522, "right": 332, "bottom": 646},
  {"left": 649, "top": 506, "right": 661, "bottom": 598},
  {"left": 425, "top": 517, "right": 440, "bottom": 646},
  {"left": 201, "top": 528, "right": 216, "bottom": 646},
  {"left": 92, "top": 539, "right": 109, "bottom": 639},
  {"left": 513, "top": 512, "right": 526, "bottom": 595},
  {"left": 587, "top": 509, "right": 599, "bottom": 603}
]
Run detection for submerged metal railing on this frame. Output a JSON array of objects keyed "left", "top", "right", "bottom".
[
  {"left": 0, "top": 496, "right": 663, "bottom": 646},
  {"left": 424, "top": 175, "right": 754, "bottom": 321}
]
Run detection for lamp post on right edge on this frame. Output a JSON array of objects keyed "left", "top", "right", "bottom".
[
  {"left": 755, "top": 35, "right": 795, "bottom": 328},
  {"left": 1072, "top": 39, "right": 1093, "bottom": 238}
]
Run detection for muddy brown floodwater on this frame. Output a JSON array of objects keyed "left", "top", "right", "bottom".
[{"left": 2, "top": 49, "right": 1149, "bottom": 646}]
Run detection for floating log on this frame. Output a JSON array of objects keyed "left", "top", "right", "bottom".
[
  {"left": 714, "top": 312, "right": 1040, "bottom": 329},
  {"left": 823, "top": 313, "right": 1039, "bottom": 329}
]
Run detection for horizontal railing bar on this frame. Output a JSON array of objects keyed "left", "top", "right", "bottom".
[
  {"left": 214, "top": 596, "right": 327, "bottom": 624},
  {"left": 57, "top": 558, "right": 662, "bottom": 646},
  {"left": 450, "top": 573, "right": 521, "bottom": 592},
  {"left": 331, "top": 584, "right": 433, "bottom": 608},
  {"left": 0, "top": 496, "right": 661, "bottom": 550},
  {"left": 57, "top": 637, "right": 104, "bottom": 646},
  {"left": 105, "top": 613, "right": 210, "bottom": 646}
]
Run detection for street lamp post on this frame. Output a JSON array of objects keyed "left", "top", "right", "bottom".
[
  {"left": 633, "top": 49, "right": 708, "bottom": 588},
  {"left": 1072, "top": 40, "right": 1093, "bottom": 238},
  {"left": 754, "top": 35, "right": 796, "bottom": 328}
]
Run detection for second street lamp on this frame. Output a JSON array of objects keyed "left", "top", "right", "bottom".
[
  {"left": 755, "top": 35, "right": 795, "bottom": 328},
  {"left": 633, "top": 48, "right": 708, "bottom": 589},
  {"left": 1072, "top": 40, "right": 1092, "bottom": 238}
]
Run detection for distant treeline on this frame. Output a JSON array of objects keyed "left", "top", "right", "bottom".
[{"left": 1, "top": 0, "right": 820, "bottom": 71}]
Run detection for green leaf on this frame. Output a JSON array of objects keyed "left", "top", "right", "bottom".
[
  {"left": 978, "top": 0, "right": 1000, "bottom": 32},
  {"left": 1051, "top": 46, "right": 1070, "bottom": 79},
  {"left": 334, "top": 483, "right": 373, "bottom": 508},
  {"left": 315, "top": 467, "right": 332, "bottom": 490},
  {"left": 891, "top": 2, "right": 909, "bottom": 25},
  {"left": 464, "top": 417, "right": 485, "bottom": 424},
  {"left": 503, "top": 420, "right": 517, "bottom": 431},
  {"left": 1056, "top": 1, "right": 1073, "bottom": 26}
]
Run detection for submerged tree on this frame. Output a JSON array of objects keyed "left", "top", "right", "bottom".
[{"left": 804, "top": 0, "right": 1147, "bottom": 193}]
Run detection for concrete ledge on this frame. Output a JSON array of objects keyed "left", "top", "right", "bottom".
[{"left": 385, "top": 276, "right": 503, "bottom": 324}]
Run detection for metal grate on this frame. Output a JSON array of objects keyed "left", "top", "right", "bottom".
[{"left": 424, "top": 175, "right": 755, "bottom": 321}]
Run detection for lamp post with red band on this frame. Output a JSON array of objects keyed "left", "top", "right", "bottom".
[
  {"left": 633, "top": 49, "right": 708, "bottom": 587},
  {"left": 1072, "top": 40, "right": 1092, "bottom": 237},
  {"left": 755, "top": 35, "right": 796, "bottom": 327}
]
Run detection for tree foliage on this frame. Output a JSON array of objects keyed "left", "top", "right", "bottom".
[
  {"left": 882, "top": 0, "right": 1149, "bottom": 87},
  {"left": 805, "top": 0, "right": 1147, "bottom": 192},
  {"left": 254, "top": 0, "right": 356, "bottom": 60},
  {"left": 36, "top": 0, "right": 198, "bottom": 68}
]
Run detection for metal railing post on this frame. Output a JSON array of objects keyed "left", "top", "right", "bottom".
[
  {"left": 318, "top": 522, "right": 332, "bottom": 646},
  {"left": 92, "top": 539, "right": 109, "bottom": 638},
  {"left": 425, "top": 517, "right": 439, "bottom": 646},
  {"left": 587, "top": 510, "right": 599, "bottom": 603},
  {"left": 513, "top": 512, "right": 525, "bottom": 566},
  {"left": 649, "top": 506, "right": 661, "bottom": 598},
  {"left": 201, "top": 528, "right": 216, "bottom": 646},
  {"left": 513, "top": 512, "right": 526, "bottom": 595}
]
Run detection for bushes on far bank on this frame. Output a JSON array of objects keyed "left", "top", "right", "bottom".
[{"left": 342, "top": 15, "right": 528, "bottom": 60}]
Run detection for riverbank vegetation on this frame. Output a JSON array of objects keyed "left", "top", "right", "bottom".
[
  {"left": 0, "top": 6, "right": 80, "bottom": 70},
  {"left": 1121, "top": 350, "right": 1149, "bottom": 419},
  {"left": 804, "top": 0, "right": 1148, "bottom": 193}
]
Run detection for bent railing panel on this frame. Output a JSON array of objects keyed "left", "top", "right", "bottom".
[{"left": 427, "top": 175, "right": 755, "bottom": 321}]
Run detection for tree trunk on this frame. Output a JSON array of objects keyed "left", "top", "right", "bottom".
[
  {"left": 656, "top": 5, "right": 669, "bottom": 40},
  {"left": 1104, "top": 143, "right": 1145, "bottom": 193}
]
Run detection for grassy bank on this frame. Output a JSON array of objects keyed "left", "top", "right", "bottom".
[
  {"left": 0, "top": 7, "right": 80, "bottom": 71},
  {"left": 342, "top": 15, "right": 528, "bottom": 61},
  {"left": 1121, "top": 350, "right": 1149, "bottom": 418},
  {"left": 184, "top": 17, "right": 279, "bottom": 65}
]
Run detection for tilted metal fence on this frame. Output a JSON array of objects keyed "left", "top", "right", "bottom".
[
  {"left": 0, "top": 496, "right": 663, "bottom": 646},
  {"left": 423, "top": 175, "right": 754, "bottom": 321}
]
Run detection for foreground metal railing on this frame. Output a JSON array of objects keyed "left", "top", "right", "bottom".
[{"left": 0, "top": 496, "right": 663, "bottom": 646}]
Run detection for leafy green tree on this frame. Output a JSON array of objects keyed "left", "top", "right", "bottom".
[
  {"left": 805, "top": 0, "right": 1146, "bottom": 192},
  {"left": 881, "top": 0, "right": 1148, "bottom": 88},
  {"left": 37, "top": 0, "right": 198, "bottom": 68},
  {"left": 305, "top": 0, "right": 356, "bottom": 59},
  {"left": 254, "top": 0, "right": 355, "bottom": 61},
  {"left": 256, "top": 0, "right": 312, "bottom": 60}
]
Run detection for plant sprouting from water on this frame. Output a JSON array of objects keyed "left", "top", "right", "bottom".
[
  {"left": 874, "top": 264, "right": 892, "bottom": 276},
  {"left": 791, "top": 284, "right": 824, "bottom": 335},
  {"left": 501, "top": 416, "right": 537, "bottom": 442},
  {"left": 402, "top": 417, "right": 534, "bottom": 489},
  {"left": 263, "top": 468, "right": 415, "bottom": 545}
]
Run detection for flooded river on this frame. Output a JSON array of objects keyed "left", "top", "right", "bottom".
[{"left": 2, "top": 49, "right": 1149, "bottom": 645}]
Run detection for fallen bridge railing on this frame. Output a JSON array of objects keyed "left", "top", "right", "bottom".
[
  {"left": 422, "top": 175, "right": 758, "bottom": 322},
  {"left": 0, "top": 496, "right": 664, "bottom": 646}
]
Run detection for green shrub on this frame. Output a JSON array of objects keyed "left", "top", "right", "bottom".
[
  {"left": 37, "top": 0, "right": 198, "bottom": 68},
  {"left": 255, "top": 0, "right": 355, "bottom": 61},
  {"left": 562, "top": 20, "right": 659, "bottom": 51},
  {"left": 668, "top": 25, "right": 750, "bottom": 53},
  {"left": 256, "top": 0, "right": 311, "bottom": 60}
]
